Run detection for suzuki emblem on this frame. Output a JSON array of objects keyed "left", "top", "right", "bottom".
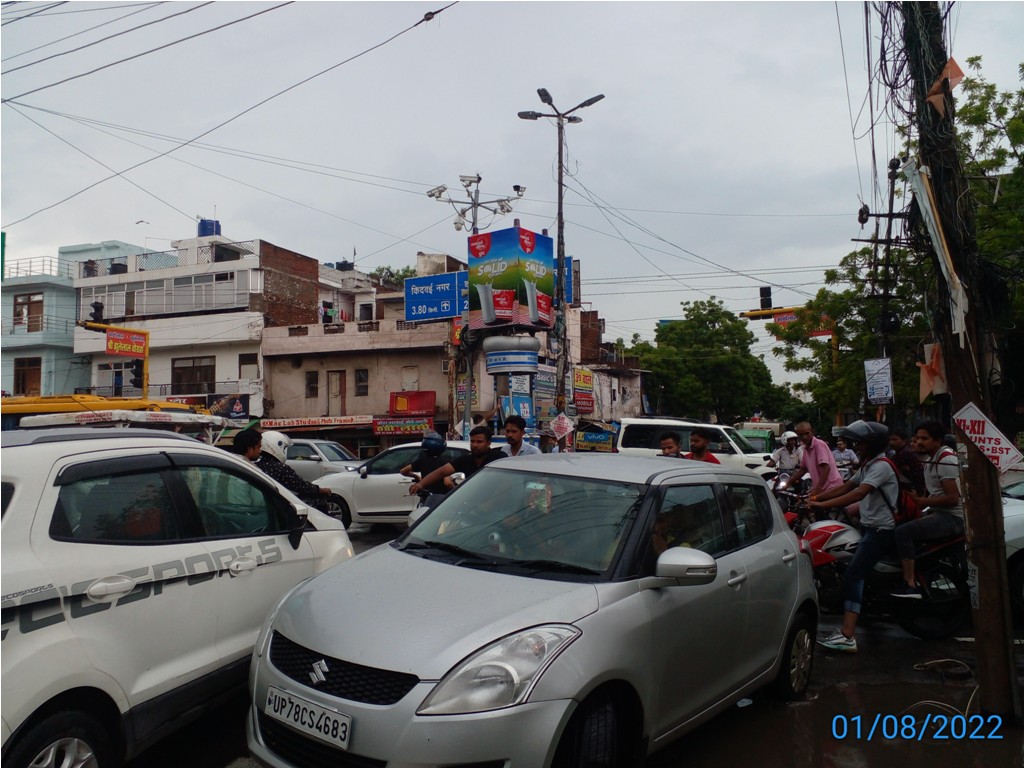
[{"left": 309, "top": 659, "right": 329, "bottom": 685}]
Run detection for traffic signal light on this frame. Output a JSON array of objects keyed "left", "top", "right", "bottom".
[
  {"left": 89, "top": 301, "right": 104, "bottom": 322},
  {"left": 759, "top": 287, "right": 772, "bottom": 310},
  {"left": 129, "top": 359, "right": 144, "bottom": 389}
]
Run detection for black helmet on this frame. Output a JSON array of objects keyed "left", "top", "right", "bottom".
[
  {"left": 838, "top": 420, "right": 889, "bottom": 453},
  {"left": 422, "top": 431, "right": 446, "bottom": 457}
]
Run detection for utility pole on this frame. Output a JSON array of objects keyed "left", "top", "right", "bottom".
[
  {"left": 901, "top": 1, "right": 1020, "bottom": 719},
  {"left": 519, "top": 89, "right": 604, "bottom": 415},
  {"left": 426, "top": 175, "right": 523, "bottom": 437}
]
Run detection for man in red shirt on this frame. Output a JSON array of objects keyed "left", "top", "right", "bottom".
[{"left": 684, "top": 428, "right": 720, "bottom": 464}]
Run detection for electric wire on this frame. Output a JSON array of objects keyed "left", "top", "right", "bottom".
[
  {"left": 4, "top": 1, "right": 205, "bottom": 74},
  {"left": 835, "top": 1, "right": 865, "bottom": 203},
  {"left": 2, "top": 2, "right": 282, "bottom": 100},
  {"left": 1, "top": 1, "right": 65, "bottom": 25},
  {"left": 1, "top": 2, "right": 162, "bottom": 62},
  {"left": 1, "top": 2, "right": 458, "bottom": 230}
]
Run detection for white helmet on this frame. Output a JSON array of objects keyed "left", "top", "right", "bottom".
[
  {"left": 782, "top": 431, "right": 798, "bottom": 442},
  {"left": 260, "top": 430, "right": 293, "bottom": 463}
]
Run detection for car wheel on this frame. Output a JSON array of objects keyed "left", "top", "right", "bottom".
[
  {"left": 770, "top": 611, "right": 815, "bottom": 700},
  {"left": 323, "top": 494, "right": 352, "bottom": 530},
  {"left": 7, "top": 711, "right": 113, "bottom": 768},
  {"left": 552, "top": 689, "right": 630, "bottom": 768}
]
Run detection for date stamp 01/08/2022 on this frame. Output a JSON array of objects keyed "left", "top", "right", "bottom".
[{"left": 831, "top": 713, "right": 1003, "bottom": 742}]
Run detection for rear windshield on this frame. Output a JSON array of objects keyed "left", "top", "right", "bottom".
[{"left": 620, "top": 424, "right": 692, "bottom": 450}]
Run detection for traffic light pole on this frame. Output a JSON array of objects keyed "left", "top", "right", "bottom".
[{"left": 77, "top": 321, "right": 150, "bottom": 398}]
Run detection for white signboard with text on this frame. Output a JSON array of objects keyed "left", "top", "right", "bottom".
[{"left": 953, "top": 402, "right": 1023, "bottom": 472}]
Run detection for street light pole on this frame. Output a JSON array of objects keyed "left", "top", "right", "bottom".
[{"left": 519, "top": 89, "right": 604, "bottom": 419}]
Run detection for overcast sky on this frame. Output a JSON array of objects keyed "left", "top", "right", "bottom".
[{"left": 3, "top": 1, "right": 1021, "bottom": 385}]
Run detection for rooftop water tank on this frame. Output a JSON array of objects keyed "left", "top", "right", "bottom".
[{"left": 198, "top": 219, "right": 222, "bottom": 237}]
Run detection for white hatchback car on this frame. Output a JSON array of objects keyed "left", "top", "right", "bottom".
[
  {"left": 0, "top": 428, "right": 353, "bottom": 768},
  {"left": 315, "top": 440, "right": 470, "bottom": 526},
  {"left": 249, "top": 454, "right": 817, "bottom": 767}
]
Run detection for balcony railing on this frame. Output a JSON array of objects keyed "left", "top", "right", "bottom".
[
  {"left": 78, "top": 240, "right": 259, "bottom": 278},
  {"left": 3, "top": 257, "right": 77, "bottom": 279},
  {"left": 2, "top": 314, "right": 77, "bottom": 335},
  {"left": 82, "top": 378, "right": 258, "bottom": 399}
]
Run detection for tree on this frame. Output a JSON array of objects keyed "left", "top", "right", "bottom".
[
  {"left": 622, "top": 299, "right": 793, "bottom": 423},
  {"left": 369, "top": 265, "right": 417, "bottom": 288},
  {"left": 770, "top": 247, "right": 932, "bottom": 426}
]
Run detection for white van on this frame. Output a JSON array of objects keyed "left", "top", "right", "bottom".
[{"left": 615, "top": 417, "right": 773, "bottom": 475}]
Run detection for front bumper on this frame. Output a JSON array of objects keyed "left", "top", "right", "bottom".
[{"left": 248, "top": 652, "right": 575, "bottom": 767}]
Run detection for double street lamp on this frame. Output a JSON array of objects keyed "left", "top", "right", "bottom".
[{"left": 518, "top": 88, "right": 604, "bottom": 415}]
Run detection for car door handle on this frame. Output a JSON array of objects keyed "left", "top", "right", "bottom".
[
  {"left": 398, "top": 478, "right": 414, "bottom": 484},
  {"left": 86, "top": 575, "right": 137, "bottom": 599},
  {"left": 782, "top": 552, "right": 797, "bottom": 562},
  {"left": 727, "top": 572, "right": 747, "bottom": 587},
  {"left": 228, "top": 557, "right": 258, "bottom": 575}
]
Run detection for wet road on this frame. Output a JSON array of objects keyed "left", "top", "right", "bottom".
[{"left": 126, "top": 522, "right": 1024, "bottom": 768}]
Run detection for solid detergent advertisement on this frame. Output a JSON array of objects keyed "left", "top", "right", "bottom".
[{"left": 467, "top": 226, "right": 554, "bottom": 330}]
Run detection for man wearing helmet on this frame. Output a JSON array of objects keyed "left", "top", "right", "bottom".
[
  {"left": 767, "top": 431, "right": 802, "bottom": 472},
  {"left": 806, "top": 420, "right": 899, "bottom": 653},
  {"left": 234, "top": 428, "right": 333, "bottom": 502},
  {"left": 401, "top": 432, "right": 454, "bottom": 496}
]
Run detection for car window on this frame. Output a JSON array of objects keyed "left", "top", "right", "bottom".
[
  {"left": 52, "top": 470, "right": 179, "bottom": 543},
  {"left": 440, "top": 446, "right": 469, "bottom": 462},
  {"left": 176, "top": 465, "right": 285, "bottom": 537},
  {"left": 287, "top": 444, "right": 317, "bottom": 460},
  {"left": 1, "top": 482, "right": 12, "bottom": 517},
  {"left": 653, "top": 485, "right": 726, "bottom": 556},
  {"left": 366, "top": 447, "right": 420, "bottom": 475},
  {"left": 317, "top": 442, "right": 356, "bottom": 461},
  {"left": 621, "top": 424, "right": 693, "bottom": 450},
  {"left": 724, "top": 427, "right": 757, "bottom": 454},
  {"left": 724, "top": 483, "right": 773, "bottom": 544}
]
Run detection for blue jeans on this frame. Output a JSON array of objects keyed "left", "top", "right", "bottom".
[
  {"left": 843, "top": 527, "right": 895, "bottom": 614},
  {"left": 893, "top": 510, "right": 964, "bottom": 560}
]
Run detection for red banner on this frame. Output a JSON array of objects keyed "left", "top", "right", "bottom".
[
  {"left": 105, "top": 329, "right": 148, "bottom": 358},
  {"left": 389, "top": 391, "right": 436, "bottom": 416}
]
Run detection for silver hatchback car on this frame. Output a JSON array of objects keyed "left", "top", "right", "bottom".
[{"left": 247, "top": 454, "right": 817, "bottom": 767}]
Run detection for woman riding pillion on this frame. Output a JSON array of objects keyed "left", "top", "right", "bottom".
[{"left": 805, "top": 420, "right": 900, "bottom": 653}]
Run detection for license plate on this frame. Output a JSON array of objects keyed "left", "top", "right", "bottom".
[{"left": 264, "top": 685, "right": 352, "bottom": 750}]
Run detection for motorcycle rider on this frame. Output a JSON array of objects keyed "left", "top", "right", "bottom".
[
  {"left": 787, "top": 421, "right": 844, "bottom": 501},
  {"left": 767, "top": 431, "right": 802, "bottom": 472},
  {"left": 806, "top": 420, "right": 899, "bottom": 653},
  {"left": 234, "top": 428, "right": 334, "bottom": 505},
  {"left": 831, "top": 437, "right": 860, "bottom": 477},
  {"left": 890, "top": 421, "right": 964, "bottom": 599},
  {"left": 400, "top": 431, "right": 454, "bottom": 496}
]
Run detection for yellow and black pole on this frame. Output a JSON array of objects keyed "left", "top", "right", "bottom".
[{"left": 77, "top": 320, "right": 150, "bottom": 398}]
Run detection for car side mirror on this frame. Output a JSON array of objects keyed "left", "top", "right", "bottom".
[
  {"left": 359, "top": 466, "right": 369, "bottom": 479},
  {"left": 286, "top": 502, "right": 307, "bottom": 550},
  {"left": 450, "top": 472, "right": 466, "bottom": 487},
  {"left": 651, "top": 547, "right": 717, "bottom": 585}
]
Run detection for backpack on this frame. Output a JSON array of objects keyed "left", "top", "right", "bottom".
[{"left": 877, "top": 457, "right": 922, "bottom": 525}]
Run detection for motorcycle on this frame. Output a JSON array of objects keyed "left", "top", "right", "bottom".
[{"left": 796, "top": 512, "right": 970, "bottom": 639}]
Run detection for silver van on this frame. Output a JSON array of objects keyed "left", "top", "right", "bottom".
[{"left": 615, "top": 417, "right": 773, "bottom": 475}]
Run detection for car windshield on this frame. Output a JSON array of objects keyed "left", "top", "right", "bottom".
[
  {"left": 317, "top": 442, "right": 356, "bottom": 461},
  {"left": 1003, "top": 481, "right": 1024, "bottom": 501},
  {"left": 724, "top": 427, "right": 757, "bottom": 454},
  {"left": 402, "top": 467, "right": 644, "bottom": 577}
]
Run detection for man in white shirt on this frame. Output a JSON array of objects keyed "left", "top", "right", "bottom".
[{"left": 501, "top": 415, "right": 542, "bottom": 457}]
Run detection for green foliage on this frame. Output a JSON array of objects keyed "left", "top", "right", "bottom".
[
  {"left": 620, "top": 299, "right": 800, "bottom": 423},
  {"left": 369, "top": 265, "right": 417, "bottom": 287}
]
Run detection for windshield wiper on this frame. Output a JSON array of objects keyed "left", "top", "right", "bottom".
[
  {"left": 500, "top": 559, "right": 601, "bottom": 576},
  {"left": 399, "top": 539, "right": 487, "bottom": 561}
]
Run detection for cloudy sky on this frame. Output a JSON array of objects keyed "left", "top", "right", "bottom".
[{"left": 3, "top": 1, "right": 1021, "bottom": 384}]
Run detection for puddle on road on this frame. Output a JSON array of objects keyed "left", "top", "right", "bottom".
[{"left": 649, "top": 682, "right": 1023, "bottom": 767}]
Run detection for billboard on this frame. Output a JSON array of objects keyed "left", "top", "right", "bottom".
[{"left": 467, "top": 226, "right": 554, "bottom": 330}]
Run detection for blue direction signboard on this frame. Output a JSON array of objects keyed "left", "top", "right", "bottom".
[{"left": 404, "top": 272, "right": 469, "bottom": 322}]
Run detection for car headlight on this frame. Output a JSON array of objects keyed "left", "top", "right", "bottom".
[{"left": 417, "top": 625, "right": 580, "bottom": 715}]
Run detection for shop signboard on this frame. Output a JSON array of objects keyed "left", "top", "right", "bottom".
[{"left": 373, "top": 417, "right": 435, "bottom": 436}]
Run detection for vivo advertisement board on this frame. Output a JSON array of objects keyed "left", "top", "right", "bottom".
[{"left": 467, "top": 226, "right": 554, "bottom": 330}]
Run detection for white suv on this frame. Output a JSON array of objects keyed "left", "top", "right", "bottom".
[
  {"left": 1, "top": 428, "right": 353, "bottom": 768},
  {"left": 615, "top": 417, "right": 773, "bottom": 475}
]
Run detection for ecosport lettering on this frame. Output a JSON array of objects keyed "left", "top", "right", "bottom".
[{"left": 1, "top": 538, "right": 283, "bottom": 640}]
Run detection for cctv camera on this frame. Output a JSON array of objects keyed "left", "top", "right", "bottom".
[
  {"left": 497, "top": 200, "right": 513, "bottom": 215},
  {"left": 454, "top": 217, "right": 466, "bottom": 231},
  {"left": 513, "top": 185, "right": 525, "bottom": 197},
  {"left": 427, "top": 185, "right": 447, "bottom": 199},
  {"left": 459, "top": 174, "right": 480, "bottom": 188}
]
